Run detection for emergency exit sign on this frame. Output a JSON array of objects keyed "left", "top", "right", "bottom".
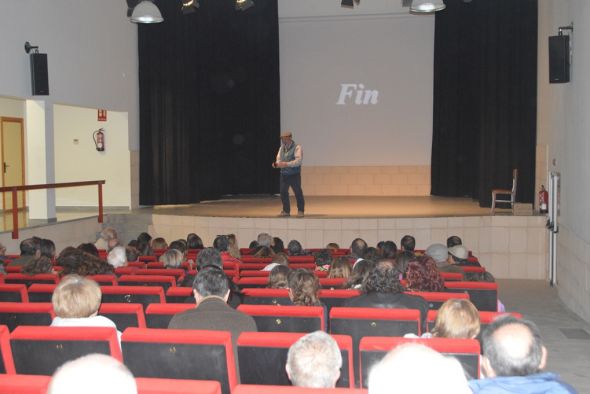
[{"left": 98, "top": 109, "right": 107, "bottom": 121}]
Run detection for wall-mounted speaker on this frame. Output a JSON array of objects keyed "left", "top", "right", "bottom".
[
  {"left": 549, "top": 35, "right": 570, "bottom": 84},
  {"left": 30, "top": 53, "right": 49, "bottom": 95}
]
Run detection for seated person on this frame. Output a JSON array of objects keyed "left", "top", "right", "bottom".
[
  {"left": 94, "top": 227, "right": 119, "bottom": 251},
  {"left": 425, "top": 243, "right": 464, "bottom": 274},
  {"left": 446, "top": 235, "right": 462, "bottom": 248},
  {"left": 449, "top": 245, "right": 481, "bottom": 267},
  {"left": 159, "top": 249, "right": 184, "bottom": 269},
  {"left": 10, "top": 237, "right": 41, "bottom": 266},
  {"left": 288, "top": 269, "right": 327, "bottom": 321},
  {"left": 288, "top": 240, "right": 307, "bottom": 256},
  {"left": 263, "top": 252, "right": 289, "bottom": 271},
  {"left": 327, "top": 257, "right": 352, "bottom": 279},
  {"left": 286, "top": 331, "right": 342, "bottom": 388},
  {"left": 405, "top": 256, "right": 445, "bottom": 292},
  {"left": 406, "top": 298, "right": 480, "bottom": 340},
  {"left": 22, "top": 256, "right": 54, "bottom": 275},
  {"left": 344, "top": 259, "right": 375, "bottom": 290},
  {"left": 268, "top": 265, "right": 291, "bottom": 289},
  {"left": 106, "top": 246, "right": 127, "bottom": 268},
  {"left": 151, "top": 237, "right": 168, "bottom": 250},
  {"left": 51, "top": 275, "right": 121, "bottom": 342}
]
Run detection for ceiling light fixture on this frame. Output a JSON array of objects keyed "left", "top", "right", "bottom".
[
  {"left": 236, "top": 0, "right": 254, "bottom": 11},
  {"left": 130, "top": 0, "right": 164, "bottom": 23},
  {"left": 181, "top": 0, "right": 199, "bottom": 15},
  {"left": 410, "top": 0, "right": 446, "bottom": 13}
]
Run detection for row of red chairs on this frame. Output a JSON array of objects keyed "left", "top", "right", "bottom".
[{"left": 0, "top": 324, "right": 488, "bottom": 389}]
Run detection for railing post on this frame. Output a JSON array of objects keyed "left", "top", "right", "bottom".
[
  {"left": 98, "top": 183, "right": 104, "bottom": 223},
  {"left": 11, "top": 188, "right": 18, "bottom": 239}
]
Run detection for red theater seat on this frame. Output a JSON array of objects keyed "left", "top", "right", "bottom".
[
  {"left": 135, "top": 269, "right": 185, "bottom": 282},
  {"left": 5, "top": 266, "right": 22, "bottom": 273},
  {"left": 117, "top": 275, "right": 177, "bottom": 291},
  {"left": 115, "top": 267, "right": 138, "bottom": 275},
  {"left": 0, "top": 302, "right": 54, "bottom": 331},
  {"left": 10, "top": 326, "right": 122, "bottom": 375},
  {"left": 128, "top": 261, "right": 147, "bottom": 268},
  {"left": 287, "top": 255, "right": 315, "bottom": 264},
  {"left": 99, "top": 303, "right": 146, "bottom": 330},
  {"left": 136, "top": 377, "right": 222, "bottom": 394},
  {"left": 234, "top": 385, "right": 366, "bottom": 394},
  {"left": 237, "top": 305, "right": 325, "bottom": 333},
  {"left": 239, "top": 263, "right": 267, "bottom": 271},
  {"left": 405, "top": 291, "right": 469, "bottom": 310},
  {"left": 4, "top": 274, "right": 59, "bottom": 287},
  {"left": 237, "top": 332, "right": 354, "bottom": 388},
  {"left": 27, "top": 284, "right": 56, "bottom": 303},
  {"left": 0, "top": 284, "right": 28, "bottom": 302},
  {"left": 319, "top": 289, "right": 361, "bottom": 311},
  {"left": 239, "top": 270, "right": 270, "bottom": 277},
  {"left": 329, "top": 307, "right": 422, "bottom": 384},
  {"left": 100, "top": 286, "right": 165, "bottom": 309},
  {"left": 145, "top": 303, "right": 194, "bottom": 328},
  {"left": 439, "top": 272, "right": 463, "bottom": 281},
  {"left": 444, "top": 282, "right": 498, "bottom": 311},
  {"left": 165, "top": 287, "right": 193, "bottom": 303},
  {"left": 0, "top": 374, "right": 50, "bottom": 394},
  {"left": 241, "top": 288, "right": 291, "bottom": 306},
  {"left": 462, "top": 266, "right": 486, "bottom": 273},
  {"left": 359, "top": 336, "right": 481, "bottom": 387},
  {"left": 122, "top": 328, "right": 237, "bottom": 394},
  {"left": 138, "top": 255, "right": 158, "bottom": 262},
  {"left": 0, "top": 325, "right": 15, "bottom": 373},
  {"left": 241, "top": 257, "right": 272, "bottom": 264},
  {"left": 319, "top": 278, "right": 347, "bottom": 289},
  {"left": 289, "top": 263, "right": 316, "bottom": 270},
  {"left": 87, "top": 274, "right": 118, "bottom": 286},
  {"left": 236, "top": 277, "right": 270, "bottom": 289}
]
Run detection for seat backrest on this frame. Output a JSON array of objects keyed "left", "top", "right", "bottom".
[
  {"left": 319, "top": 278, "right": 347, "bottom": 289},
  {"left": 4, "top": 274, "right": 59, "bottom": 287},
  {"left": 0, "top": 284, "right": 28, "bottom": 302},
  {"left": 100, "top": 286, "right": 165, "bottom": 309},
  {"left": 329, "top": 307, "right": 421, "bottom": 384},
  {"left": 144, "top": 303, "right": 195, "bottom": 328},
  {"left": 241, "top": 288, "right": 291, "bottom": 306},
  {"left": 0, "top": 302, "right": 54, "bottom": 331},
  {"left": 239, "top": 264, "right": 268, "bottom": 271},
  {"left": 239, "top": 270, "right": 270, "bottom": 277},
  {"left": 117, "top": 275, "right": 176, "bottom": 291},
  {"left": 233, "top": 385, "right": 367, "bottom": 394},
  {"left": 237, "top": 277, "right": 272, "bottom": 289},
  {"left": 444, "top": 282, "right": 498, "bottom": 311},
  {"left": 135, "top": 377, "right": 222, "bottom": 394},
  {"left": 135, "top": 268, "right": 185, "bottom": 279},
  {"left": 240, "top": 257, "right": 272, "bottom": 264},
  {"left": 237, "top": 332, "right": 354, "bottom": 388},
  {"left": 10, "top": 326, "right": 121, "bottom": 375},
  {"left": 0, "top": 325, "right": 15, "bottom": 373},
  {"left": 289, "top": 263, "right": 317, "bottom": 270},
  {"left": 439, "top": 272, "right": 463, "bottom": 281},
  {"left": 405, "top": 291, "right": 469, "bottom": 310},
  {"left": 138, "top": 255, "right": 158, "bottom": 262},
  {"left": 26, "top": 284, "right": 57, "bottom": 303},
  {"left": 165, "top": 287, "right": 193, "bottom": 303},
  {"left": 0, "top": 374, "right": 50, "bottom": 394},
  {"left": 237, "top": 305, "right": 324, "bottom": 333},
  {"left": 99, "top": 303, "right": 146, "bottom": 330},
  {"left": 318, "top": 289, "right": 361, "bottom": 312},
  {"left": 122, "top": 328, "right": 237, "bottom": 394},
  {"left": 359, "top": 336, "right": 480, "bottom": 387},
  {"left": 87, "top": 274, "right": 118, "bottom": 286}
]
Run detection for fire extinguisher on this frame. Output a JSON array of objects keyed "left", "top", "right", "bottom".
[
  {"left": 539, "top": 185, "right": 548, "bottom": 214},
  {"left": 93, "top": 128, "right": 105, "bottom": 152}
]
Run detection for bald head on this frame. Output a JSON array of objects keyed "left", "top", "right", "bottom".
[{"left": 481, "top": 316, "right": 547, "bottom": 378}]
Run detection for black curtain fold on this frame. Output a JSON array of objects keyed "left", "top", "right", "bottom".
[
  {"left": 139, "top": 0, "right": 280, "bottom": 205},
  {"left": 431, "top": 0, "right": 538, "bottom": 207}
]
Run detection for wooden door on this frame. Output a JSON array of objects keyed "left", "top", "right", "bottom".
[{"left": 0, "top": 117, "right": 26, "bottom": 211}]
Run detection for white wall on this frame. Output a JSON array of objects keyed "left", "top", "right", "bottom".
[
  {"left": 54, "top": 105, "right": 131, "bottom": 207},
  {"left": 278, "top": 1, "right": 434, "bottom": 167},
  {"left": 0, "top": 97, "right": 25, "bottom": 118},
  {"left": 539, "top": 0, "right": 590, "bottom": 323}
]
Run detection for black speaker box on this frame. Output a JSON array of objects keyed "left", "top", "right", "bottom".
[
  {"left": 549, "top": 35, "right": 570, "bottom": 83},
  {"left": 30, "top": 53, "right": 49, "bottom": 95}
]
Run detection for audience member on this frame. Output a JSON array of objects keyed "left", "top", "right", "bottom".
[
  {"left": 214, "top": 235, "right": 241, "bottom": 267},
  {"left": 59, "top": 249, "right": 114, "bottom": 276},
  {"left": 287, "top": 240, "right": 306, "bottom": 256},
  {"left": 344, "top": 260, "right": 428, "bottom": 328},
  {"left": 22, "top": 256, "right": 54, "bottom": 275},
  {"left": 51, "top": 275, "right": 121, "bottom": 340},
  {"left": 368, "top": 343, "right": 471, "bottom": 394},
  {"left": 227, "top": 233, "right": 241, "bottom": 259},
  {"left": 431, "top": 299, "right": 480, "bottom": 339},
  {"left": 325, "top": 242, "right": 340, "bottom": 251},
  {"left": 449, "top": 245, "right": 481, "bottom": 267},
  {"left": 268, "top": 265, "right": 291, "bottom": 289},
  {"left": 95, "top": 227, "right": 119, "bottom": 251},
  {"left": 400, "top": 235, "right": 416, "bottom": 253},
  {"left": 380, "top": 240, "right": 397, "bottom": 259},
  {"left": 248, "top": 240, "right": 259, "bottom": 249},
  {"left": 254, "top": 233, "right": 274, "bottom": 257},
  {"left": 364, "top": 247, "right": 379, "bottom": 262},
  {"left": 186, "top": 233, "right": 204, "bottom": 249},
  {"left": 405, "top": 255, "right": 445, "bottom": 292},
  {"left": 288, "top": 269, "right": 322, "bottom": 308},
  {"left": 151, "top": 237, "right": 168, "bottom": 250},
  {"left": 313, "top": 249, "right": 333, "bottom": 271},
  {"left": 263, "top": 252, "right": 289, "bottom": 271},
  {"left": 470, "top": 315, "right": 576, "bottom": 393},
  {"left": 40, "top": 238, "right": 56, "bottom": 259},
  {"left": 350, "top": 238, "right": 368, "bottom": 267},
  {"left": 446, "top": 235, "right": 463, "bottom": 248},
  {"left": 194, "top": 247, "right": 241, "bottom": 306},
  {"left": 286, "top": 331, "right": 342, "bottom": 388},
  {"left": 9, "top": 237, "right": 41, "bottom": 266},
  {"left": 425, "top": 243, "right": 463, "bottom": 274},
  {"left": 272, "top": 237, "right": 285, "bottom": 254},
  {"left": 48, "top": 354, "right": 137, "bottom": 394},
  {"left": 136, "top": 232, "right": 152, "bottom": 256},
  {"left": 159, "top": 249, "right": 183, "bottom": 269},
  {"left": 107, "top": 246, "right": 127, "bottom": 268},
  {"left": 125, "top": 246, "right": 140, "bottom": 263},
  {"left": 395, "top": 250, "right": 415, "bottom": 277},
  {"left": 327, "top": 257, "right": 352, "bottom": 279},
  {"left": 78, "top": 243, "right": 99, "bottom": 257},
  {"left": 344, "top": 259, "right": 375, "bottom": 289}
]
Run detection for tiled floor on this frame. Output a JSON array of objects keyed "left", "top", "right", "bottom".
[{"left": 498, "top": 279, "right": 590, "bottom": 392}]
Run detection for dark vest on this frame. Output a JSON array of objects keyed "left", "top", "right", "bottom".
[{"left": 280, "top": 142, "right": 301, "bottom": 175}]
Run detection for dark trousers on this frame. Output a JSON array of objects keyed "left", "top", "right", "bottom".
[{"left": 280, "top": 172, "right": 305, "bottom": 213}]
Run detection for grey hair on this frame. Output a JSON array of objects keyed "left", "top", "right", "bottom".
[
  {"left": 286, "top": 331, "right": 342, "bottom": 388},
  {"left": 100, "top": 227, "right": 118, "bottom": 241},
  {"left": 257, "top": 233, "right": 273, "bottom": 248},
  {"left": 159, "top": 249, "right": 183, "bottom": 268},
  {"left": 107, "top": 246, "right": 127, "bottom": 268}
]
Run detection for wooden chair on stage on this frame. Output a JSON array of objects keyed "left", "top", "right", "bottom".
[{"left": 491, "top": 169, "right": 518, "bottom": 215}]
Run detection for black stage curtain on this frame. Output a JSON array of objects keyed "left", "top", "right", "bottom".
[
  {"left": 431, "top": 0, "right": 537, "bottom": 207},
  {"left": 139, "top": 0, "right": 280, "bottom": 205}
]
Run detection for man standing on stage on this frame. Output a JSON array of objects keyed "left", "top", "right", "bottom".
[{"left": 274, "top": 130, "right": 305, "bottom": 217}]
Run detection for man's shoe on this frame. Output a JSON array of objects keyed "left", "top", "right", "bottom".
[
  {"left": 297, "top": 211, "right": 304, "bottom": 218},
  {"left": 279, "top": 211, "right": 290, "bottom": 217}
]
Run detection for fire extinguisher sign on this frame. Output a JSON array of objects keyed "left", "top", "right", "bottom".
[{"left": 97, "top": 109, "right": 107, "bottom": 121}]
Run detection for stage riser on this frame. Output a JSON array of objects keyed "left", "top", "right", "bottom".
[{"left": 150, "top": 215, "right": 548, "bottom": 281}]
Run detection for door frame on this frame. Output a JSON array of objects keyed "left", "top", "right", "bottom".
[{"left": 0, "top": 117, "right": 26, "bottom": 211}]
